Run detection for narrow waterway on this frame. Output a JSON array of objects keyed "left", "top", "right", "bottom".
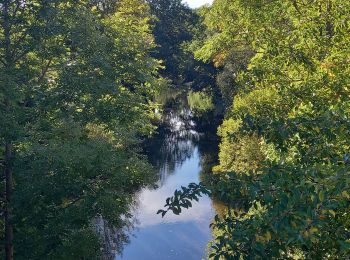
[{"left": 116, "top": 100, "right": 219, "bottom": 259}]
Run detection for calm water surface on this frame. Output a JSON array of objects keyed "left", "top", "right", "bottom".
[{"left": 116, "top": 107, "right": 218, "bottom": 260}]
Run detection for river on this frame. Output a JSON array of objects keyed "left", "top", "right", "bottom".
[{"left": 115, "top": 96, "right": 219, "bottom": 260}]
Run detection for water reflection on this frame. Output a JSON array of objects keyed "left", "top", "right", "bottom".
[
  {"left": 134, "top": 146, "right": 212, "bottom": 228},
  {"left": 114, "top": 97, "right": 219, "bottom": 259},
  {"left": 146, "top": 107, "right": 201, "bottom": 185}
]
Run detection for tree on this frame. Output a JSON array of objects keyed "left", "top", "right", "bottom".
[
  {"left": 1, "top": 0, "right": 161, "bottom": 258},
  {"left": 147, "top": 0, "right": 217, "bottom": 89},
  {"left": 160, "top": 0, "right": 350, "bottom": 258}
]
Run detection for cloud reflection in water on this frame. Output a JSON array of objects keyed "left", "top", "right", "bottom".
[{"left": 117, "top": 107, "right": 216, "bottom": 260}]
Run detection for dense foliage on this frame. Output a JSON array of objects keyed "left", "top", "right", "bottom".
[
  {"left": 2, "top": 0, "right": 350, "bottom": 259},
  {"left": 147, "top": 0, "right": 217, "bottom": 92},
  {"left": 1, "top": 0, "right": 161, "bottom": 258},
  {"left": 160, "top": 0, "right": 350, "bottom": 258},
  {"left": 148, "top": 0, "right": 223, "bottom": 130}
]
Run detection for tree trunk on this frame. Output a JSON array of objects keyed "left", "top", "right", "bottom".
[
  {"left": 326, "top": 1, "right": 334, "bottom": 38},
  {"left": 3, "top": 1, "right": 14, "bottom": 259},
  {"left": 4, "top": 142, "right": 13, "bottom": 260}
]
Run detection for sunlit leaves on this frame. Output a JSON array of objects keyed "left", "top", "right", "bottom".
[{"left": 189, "top": 0, "right": 350, "bottom": 258}]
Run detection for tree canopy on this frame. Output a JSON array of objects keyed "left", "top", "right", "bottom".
[
  {"left": 1, "top": 0, "right": 161, "bottom": 258},
  {"left": 2, "top": 0, "right": 350, "bottom": 258},
  {"left": 159, "top": 0, "right": 350, "bottom": 258}
]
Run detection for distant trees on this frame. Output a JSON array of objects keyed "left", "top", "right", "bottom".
[
  {"left": 148, "top": 0, "right": 194, "bottom": 80},
  {"left": 147, "top": 0, "right": 217, "bottom": 90},
  {"left": 1, "top": 0, "right": 161, "bottom": 258}
]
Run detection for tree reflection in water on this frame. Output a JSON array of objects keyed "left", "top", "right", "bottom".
[
  {"left": 104, "top": 89, "right": 221, "bottom": 260},
  {"left": 145, "top": 107, "right": 202, "bottom": 186}
]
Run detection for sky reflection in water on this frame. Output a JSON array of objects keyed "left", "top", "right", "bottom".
[{"left": 117, "top": 110, "right": 215, "bottom": 260}]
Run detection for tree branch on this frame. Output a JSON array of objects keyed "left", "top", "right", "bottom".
[{"left": 37, "top": 59, "right": 53, "bottom": 84}]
